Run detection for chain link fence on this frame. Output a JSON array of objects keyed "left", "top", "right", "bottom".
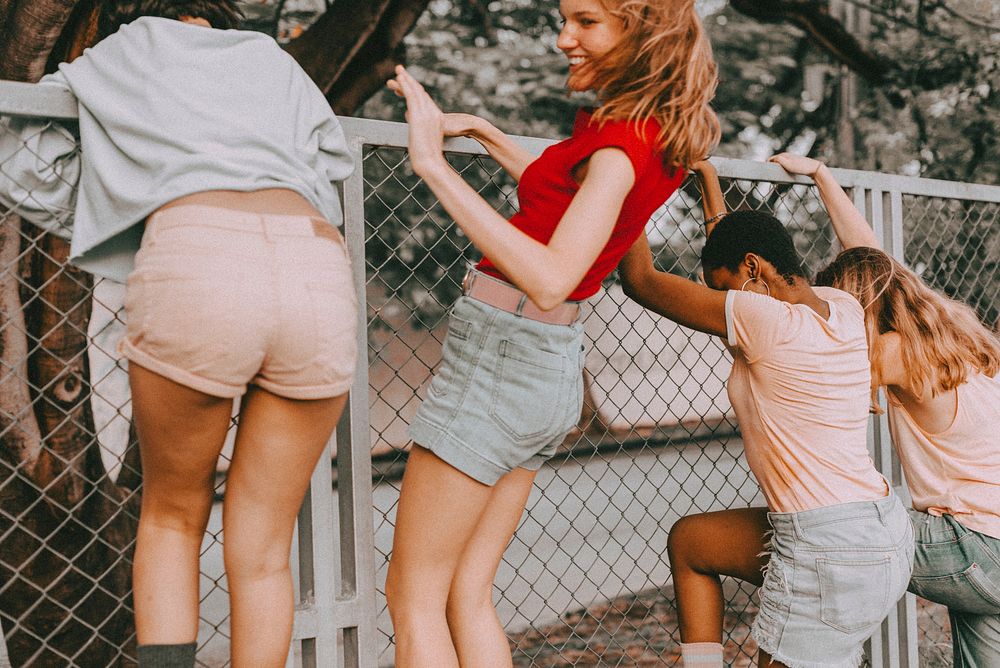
[
  {"left": 1, "top": 92, "right": 998, "bottom": 666},
  {"left": 343, "top": 119, "right": 1000, "bottom": 667}
]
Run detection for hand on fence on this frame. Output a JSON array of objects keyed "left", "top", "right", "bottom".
[
  {"left": 386, "top": 65, "right": 447, "bottom": 177},
  {"left": 769, "top": 153, "right": 823, "bottom": 178}
]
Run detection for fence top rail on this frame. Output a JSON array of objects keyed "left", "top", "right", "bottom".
[{"left": 3, "top": 79, "right": 1000, "bottom": 203}]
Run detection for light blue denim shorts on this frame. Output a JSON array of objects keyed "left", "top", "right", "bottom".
[
  {"left": 408, "top": 295, "right": 586, "bottom": 485},
  {"left": 752, "top": 491, "right": 914, "bottom": 668}
]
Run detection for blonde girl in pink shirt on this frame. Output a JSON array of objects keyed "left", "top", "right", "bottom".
[
  {"left": 619, "top": 196, "right": 913, "bottom": 667},
  {"left": 772, "top": 153, "right": 1000, "bottom": 667}
]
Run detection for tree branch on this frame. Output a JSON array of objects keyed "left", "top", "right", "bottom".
[
  {"left": 729, "top": 0, "right": 896, "bottom": 84},
  {"left": 286, "top": 0, "right": 432, "bottom": 112}
]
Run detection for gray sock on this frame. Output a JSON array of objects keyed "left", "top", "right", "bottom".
[{"left": 136, "top": 642, "right": 196, "bottom": 668}]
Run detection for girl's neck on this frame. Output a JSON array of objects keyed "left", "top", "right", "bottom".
[{"left": 775, "top": 279, "right": 830, "bottom": 319}]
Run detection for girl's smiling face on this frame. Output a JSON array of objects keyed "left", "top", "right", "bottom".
[{"left": 557, "top": 0, "right": 626, "bottom": 92}]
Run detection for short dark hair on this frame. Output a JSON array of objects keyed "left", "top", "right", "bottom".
[
  {"left": 701, "top": 210, "right": 806, "bottom": 284},
  {"left": 100, "top": 0, "right": 243, "bottom": 36}
]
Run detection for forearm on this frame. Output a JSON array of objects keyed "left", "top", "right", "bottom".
[
  {"left": 618, "top": 236, "right": 727, "bottom": 337},
  {"left": 420, "top": 161, "right": 572, "bottom": 308},
  {"left": 468, "top": 119, "right": 536, "bottom": 182},
  {"left": 692, "top": 160, "right": 726, "bottom": 236},
  {"left": 813, "top": 165, "right": 880, "bottom": 249}
]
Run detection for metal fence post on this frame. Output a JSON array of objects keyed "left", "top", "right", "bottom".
[
  {"left": 0, "top": 617, "right": 10, "bottom": 668},
  {"left": 337, "top": 133, "right": 380, "bottom": 667}
]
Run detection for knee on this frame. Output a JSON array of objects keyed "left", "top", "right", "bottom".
[
  {"left": 385, "top": 558, "right": 447, "bottom": 627},
  {"left": 384, "top": 559, "right": 408, "bottom": 622},
  {"left": 223, "top": 540, "right": 289, "bottom": 583},
  {"left": 140, "top": 485, "right": 214, "bottom": 537},
  {"left": 667, "top": 514, "right": 701, "bottom": 569},
  {"left": 445, "top": 581, "right": 493, "bottom": 627}
]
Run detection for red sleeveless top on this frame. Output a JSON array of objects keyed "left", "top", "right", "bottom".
[{"left": 476, "top": 108, "right": 685, "bottom": 301}]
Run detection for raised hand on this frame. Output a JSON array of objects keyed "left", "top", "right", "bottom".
[
  {"left": 769, "top": 153, "right": 823, "bottom": 178},
  {"left": 386, "top": 65, "right": 447, "bottom": 176}
]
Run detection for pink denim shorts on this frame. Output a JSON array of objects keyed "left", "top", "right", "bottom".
[{"left": 119, "top": 205, "right": 358, "bottom": 399}]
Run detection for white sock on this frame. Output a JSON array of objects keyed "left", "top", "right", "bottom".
[{"left": 680, "top": 641, "right": 724, "bottom": 667}]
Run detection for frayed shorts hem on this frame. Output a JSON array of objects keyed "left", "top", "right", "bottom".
[
  {"left": 409, "top": 417, "right": 506, "bottom": 486},
  {"left": 750, "top": 628, "right": 864, "bottom": 668}
]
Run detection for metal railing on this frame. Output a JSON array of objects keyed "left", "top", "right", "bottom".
[{"left": 2, "top": 80, "right": 999, "bottom": 666}]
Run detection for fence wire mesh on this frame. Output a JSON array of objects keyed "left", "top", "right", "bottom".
[
  {"left": 2, "top": 103, "right": 998, "bottom": 667},
  {"left": 358, "top": 140, "right": 989, "bottom": 666}
]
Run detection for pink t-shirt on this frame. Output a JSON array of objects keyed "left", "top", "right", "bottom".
[
  {"left": 888, "top": 371, "right": 1000, "bottom": 539},
  {"left": 725, "top": 287, "right": 889, "bottom": 512}
]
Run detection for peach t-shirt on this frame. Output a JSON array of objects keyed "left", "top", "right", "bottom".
[
  {"left": 887, "top": 371, "right": 1000, "bottom": 539},
  {"left": 725, "top": 287, "right": 888, "bottom": 512}
]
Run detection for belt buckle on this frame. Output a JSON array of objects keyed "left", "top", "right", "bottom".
[{"left": 461, "top": 267, "right": 476, "bottom": 294}]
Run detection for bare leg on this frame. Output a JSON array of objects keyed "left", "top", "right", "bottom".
[
  {"left": 385, "top": 446, "right": 495, "bottom": 668},
  {"left": 223, "top": 386, "right": 347, "bottom": 668},
  {"left": 667, "top": 508, "right": 771, "bottom": 642},
  {"left": 757, "top": 649, "right": 787, "bottom": 667},
  {"left": 130, "top": 363, "right": 234, "bottom": 645},
  {"left": 447, "top": 467, "right": 537, "bottom": 666}
]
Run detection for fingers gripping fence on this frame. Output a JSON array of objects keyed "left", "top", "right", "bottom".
[{"left": 1, "top": 81, "right": 999, "bottom": 666}]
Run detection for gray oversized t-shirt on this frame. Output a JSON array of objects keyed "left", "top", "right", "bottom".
[{"left": 0, "top": 16, "right": 354, "bottom": 282}]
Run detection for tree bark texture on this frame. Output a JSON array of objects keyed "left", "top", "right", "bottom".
[{"left": 286, "top": 0, "right": 433, "bottom": 114}]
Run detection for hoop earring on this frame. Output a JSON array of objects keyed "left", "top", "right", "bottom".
[{"left": 740, "top": 276, "right": 771, "bottom": 297}]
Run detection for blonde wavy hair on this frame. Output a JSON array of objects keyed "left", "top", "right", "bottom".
[
  {"left": 588, "top": 0, "right": 720, "bottom": 168},
  {"left": 815, "top": 247, "right": 1000, "bottom": 409}
]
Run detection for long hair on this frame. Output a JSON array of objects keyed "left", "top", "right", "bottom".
[
  {"left": 815, "top": 247, "right": 1000, "bottom": 407},
  {"left": 588, "top": 0, "right": 720, "bottom": 168},
  {"left": 701, "top": 210, "right": 807, "bottom": 285},
  {"left": 99, "top": 0, "right": 243, "bottom": 37}
]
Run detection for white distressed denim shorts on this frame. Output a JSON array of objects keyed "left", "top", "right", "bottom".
[
  {"left": 408, "top": 295, "right": 585, "bottom": 485},
  {"left": 752, "top": 491, "right": 914, "bottom": 668}
]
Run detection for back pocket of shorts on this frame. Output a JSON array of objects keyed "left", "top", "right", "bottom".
[
  {"left": 818, "top": 556, "right": 892, "bottom": 633},
  {"left": 489, "top": 339, "right": 567, "bottom": 443},
  {"left": 910, "top": 562, "right": 1000, "bottom": 615}
]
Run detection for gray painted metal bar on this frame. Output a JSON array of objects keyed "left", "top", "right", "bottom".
[
  {"left": 341, "top": 135, "right": 380, "bottom": 667},
  {"left": 3, "top": 80, "right": 1000, "bottom": 202},
  {"left": 0, "top": 616, "right": 10, "bottom": 668}
]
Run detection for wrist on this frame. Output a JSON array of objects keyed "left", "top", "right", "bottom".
[{"left": 414, "top": 155, "right": 452, "bottom": 183}]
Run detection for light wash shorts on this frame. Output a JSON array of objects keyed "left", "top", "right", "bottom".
[
  {"left": 907, "top": 511, "right": 1000, "bottom": 667},
  {"left": 408, "top": 295, "right": 585, "bottom": 485},
  {"left": 752, "top": 492, "right": 914, "bottom": 668},
  {"left": 120, "top": 205, "right": 358, "bottom": 399}
]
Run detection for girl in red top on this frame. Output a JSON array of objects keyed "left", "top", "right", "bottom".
[{"left": 385, "top": 1, "right": 719, "bottom": 665}]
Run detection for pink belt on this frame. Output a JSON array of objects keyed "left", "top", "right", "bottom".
[{"left": 462, "top": 269, "right": 581, "bottom": 326}]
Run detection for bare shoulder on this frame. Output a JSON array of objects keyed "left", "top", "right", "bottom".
[
  {"left": 581, "top": 147, "right": 636, "bottom": 189},
  {"left": 875, "top": 332, "right": 908, "bottom": 388}
]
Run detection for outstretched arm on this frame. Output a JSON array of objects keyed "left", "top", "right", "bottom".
[
  {"left": 441, "top": 113, "right": 536, "bottom": 182},
  {"left": 769, "top": 153, "right": 880, "bottom": 250},
  {"left": 691, "top": 160, "right": 727, "bottom": 236},
  {"left": 390, "top": 65, "right": 631, "bottom": 310},
  {"left": 617, "top": 234, "right": 728, "bottom": 338}
]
